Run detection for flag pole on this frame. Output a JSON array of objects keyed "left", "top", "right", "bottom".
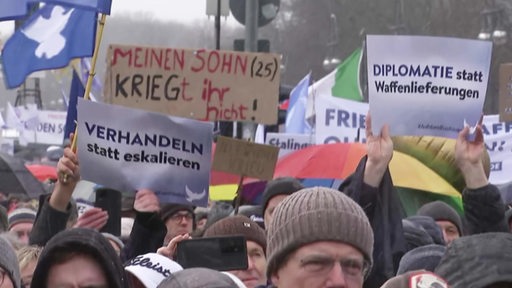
[{"left": 63, "top": 13, "right": 107, "bottom": 183}]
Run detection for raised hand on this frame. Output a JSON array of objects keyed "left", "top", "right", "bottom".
[
  {"left": 134, "top": 189, "right": 160, "bottom": 213},
  {"left": 364, "top": 113, "right": 393, "bottom": 187},
  {"left": 50, "top": 147, "right": 80, "bottom": 211},
  {"left": 156, "top": 233, "right": 192, "bottom": 259},
  {"left": 455, "top": 125, "right": 488, "bottom": 189},
  {"left": 73, "top": 207, "right": 108, "bottom": 230}
]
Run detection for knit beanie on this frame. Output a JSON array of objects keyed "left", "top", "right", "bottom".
[
  {"left": 204, "top": 215, "right": 266, "bottom": 253},
  {"left": 397, "top": 244, "right": 446, "bottom": 275},
  {"left": 402, "top": 219, "right": 434, "bottom": 252},
  {"left": 417, "top": 201, "right": 463, "bottom": 235},
  {"left": 266, "top": 187, "right": 373, "bottom": 278},
  {"left": 435, "top": 232, "right": 512, "bottom": 287},
  {"left": 381, "top": 270, "right": 449, "bottom": 288},
  {"left": 406, "top": 215, "right": 445, "bottom": 246},
  {"left": 0, "top": 236, "right": 21, "bottom": 288},
  {"left": 261, "top": 177, "right": 304, "bottom": 215},
  {"left": 230, "top": 205, "right": 264, "bottom": 229},
  {"left": 102, "top": 232, "right": 125, "bottom": 250},
  {"left": 8, "top": 208, "right": 36, "bottom": 230}
]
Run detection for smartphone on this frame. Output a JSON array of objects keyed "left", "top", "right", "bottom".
[
  {"left": 94, "top": 188, "right": 122, "bottom": 236},
  {"left": 176, "top": 235, "right": 248, "bottom": 271}
]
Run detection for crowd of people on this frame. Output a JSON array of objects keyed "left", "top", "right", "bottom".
[{"left": 0, "top": 117, "right": 511, "bottom": 288}]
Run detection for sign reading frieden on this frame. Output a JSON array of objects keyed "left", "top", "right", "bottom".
[
  {"left": 77, "top": 98, "right": 213, "bottom": 207},
  {"left": 104, "top": 44, "right": 280, "bottom": 124},
  {"left": 367, "top": 35, "right": 492, "bottom": 138}
]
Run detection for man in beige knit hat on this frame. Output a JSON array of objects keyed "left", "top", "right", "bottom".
[{"left": 266, "top": 187, "right": 374, "bottom": 288}]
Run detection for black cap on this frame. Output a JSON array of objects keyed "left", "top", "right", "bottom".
[{"left": 261, "top": 177, "right": 304, "bottom": 215}]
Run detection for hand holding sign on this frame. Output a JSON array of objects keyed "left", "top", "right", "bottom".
[
  {"left": 134, "top": 189, "right": 161, "bottom": 213},
  {"left": 455, "top": 123, "right": 488, "bottom": 189}
]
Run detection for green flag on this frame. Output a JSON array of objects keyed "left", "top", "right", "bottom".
[{"left": 331, "top": 48, "right": 363, "bottom": 101}]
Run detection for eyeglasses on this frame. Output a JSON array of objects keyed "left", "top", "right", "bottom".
[
  {"left": 299, "top": 255, "right": 370, "bottom": 279},
  {"left": 170, "top": 212, "right": 193, "bottom": 222}
]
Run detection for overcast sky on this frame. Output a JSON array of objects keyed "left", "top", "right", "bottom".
[{"left": 0, "top": 0, "right": 233, "bottom": 36}]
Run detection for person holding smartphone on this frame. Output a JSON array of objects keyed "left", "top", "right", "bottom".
[{"left": 203, "top": 215, "right": 267, "bottom": 288}]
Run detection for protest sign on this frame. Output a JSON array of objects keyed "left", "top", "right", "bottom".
[
  {"left": 77, "top": 98, "right": 213, "bottom": 207},
  {"left": 104, "top": 44, "right": 280, "bottom": 124},
  {"left": 315, "top": 96, "right": 368, "bottom": 144},
  {"left": 482, "top": 115, "right": 512, "bottom": 185},
  {"left": 16, "top": 110, "right": 66, "bottom": 145},
  {"left": 499, "top": 63, "right": 512, "bottom": 122},
  {"left": 265, "top": 132, "right": 313, "bottom": 157},
  {"left": 367, "top": 35, "right": 492, "bottom": 138},
  {"left": 212, "top": 136, "right": 278, "bottom": 180}
]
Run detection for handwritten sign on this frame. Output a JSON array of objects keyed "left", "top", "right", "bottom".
[
  {"left": 104, "top": 44, "right": 280, "bottom": 124},
  {"left": 77, "top": 99, "right": 213, "bottom": 207},
  {"left": 367, "top": 35, "right": 492, "bottom": 138},
  {"left": 212, "top": 136, "right": 279, "bottom": 180},
  {"left": 499, "top": 63, "right": 512, "bottom": 122}
]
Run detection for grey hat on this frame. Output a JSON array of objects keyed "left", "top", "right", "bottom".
[
  {"left": 261, "top": 177, "right": 304, "bottom": 216},
  {"left": 417, "top": 201, "right": 463, "bottom": 235},
  {"left": 397, "top": 244, "right": 446, "bottom": 275},
  {"left": 157, "top": 267, "right": 240, "bottom": 288},
  {"left": 0, "top": 235, "right": 21, "bottom": 288},
  {"left": 266, "top": 187, "right": 374, "bottom": 278},
  {"left": 435, "top": 232, "right": 512, "bottom": 287},
  {"left": 204, "top": 215, "right": 267, "bottom": 253}
]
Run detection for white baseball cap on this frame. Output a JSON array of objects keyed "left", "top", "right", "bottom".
[{"left": 125, "top": 253, "right": 183, "bottom": 288}]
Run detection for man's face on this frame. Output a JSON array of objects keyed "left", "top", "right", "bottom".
[
  {"left": 9, "top": 222, "right": 33, "bottom": 245},
  {"left": 271, "top": 241, "right": 367, "bottom": 288},
  {"left": 46, "top": 254, "right": 108, "bottom": 288},
  {"left": 264, "top": 195, "right": 288, "bottom": 228},
  {"left": 164, "top": 210, "right": 194, "bottom": 244},
  {"left": 228, "top": 240, "right": 267, "bottom": 288},
  {"left": 436, "top": 220, "right": 460, "bottom": 245}
]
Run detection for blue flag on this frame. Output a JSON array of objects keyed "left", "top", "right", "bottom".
[
  {"left": 285, "top": 72, "right": 311, "bottom": 134},
  {"left": 29, "top": 0, "right": 111, "bottom": 14},
  {"left": 1, "top": 4, "right": 97, "bottom": 89},
  {"left": 0, "top": 0, "right": 28, "bottom": 21},
  {"left": 64, "top": 70, "right": 84, "bottom": 142}
]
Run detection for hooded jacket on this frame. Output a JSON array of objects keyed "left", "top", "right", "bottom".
[
  {"left": 339, "top": 156, "right": 407, "bottom": 288},
  {"left": 435, "top": 232, "right": 512, "bottom": 288},
  {"left": 31, "top": 228, "right": 128, "bottom": 288}
]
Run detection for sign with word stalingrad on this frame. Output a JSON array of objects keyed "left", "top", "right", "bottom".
[{"left": 104, "top": 44, "right": 281, "bottom": 124}]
